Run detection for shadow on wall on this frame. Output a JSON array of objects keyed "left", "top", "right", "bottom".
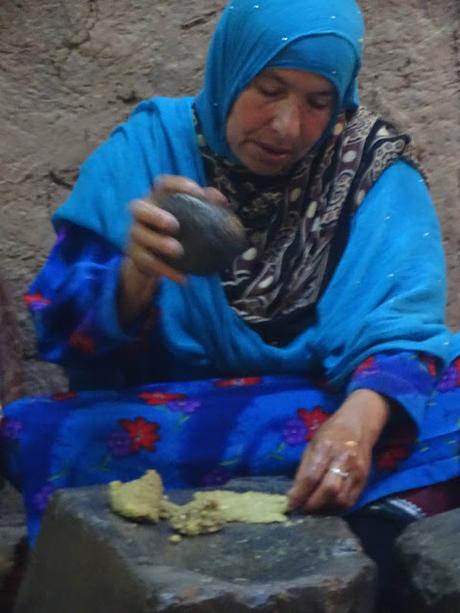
[{"left": 0, "top": 275, "right": 23, "bottom": 408}]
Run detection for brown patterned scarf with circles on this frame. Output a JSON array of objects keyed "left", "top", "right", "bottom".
[{"left": 194, "top": 107, "right": 418, "bottom": 345}]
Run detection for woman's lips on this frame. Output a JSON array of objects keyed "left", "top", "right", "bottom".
[{"left": 252, "top": 141, "right": 292, "bottom": 161}]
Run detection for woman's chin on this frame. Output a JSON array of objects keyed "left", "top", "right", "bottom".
[{"left": 241, "top": 154, "right": 297, "bottom": 176}]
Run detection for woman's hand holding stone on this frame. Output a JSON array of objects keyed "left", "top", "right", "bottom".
[
  {"left": 118, "top": 175, "right": 227, "bottom": 326},
  {"left": 288, "top": 389, "right": 391, "bottom": 514}
]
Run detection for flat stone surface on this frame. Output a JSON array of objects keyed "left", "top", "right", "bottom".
[
  {"left": 393, "top": 508, "right": 460, "bottom": 613},
  {"left": 0, "top": 482, "right": 27, "bottom": 612},
  {"left": 15, "top": 478, "right": 376, "bottom": 612},
  {"left": 0, "top": 482, "right": 26, "bottom": 575},
  {"left": 0, "top": 526, "right": 24, "bottom": 583}
]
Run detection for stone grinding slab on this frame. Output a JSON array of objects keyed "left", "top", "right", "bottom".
[{"left": 14, "top": 477, "right": 376, "bottom": 613}]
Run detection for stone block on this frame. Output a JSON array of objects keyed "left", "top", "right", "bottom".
[
  {"left": 0, "top": 482, "right": 27, "bottom": 612},
  {"left": 393, "top": 508, "right": 460, "bottom": 612},
  {"left": 15, "top": 478, "right": 376, "bottom": 612}
]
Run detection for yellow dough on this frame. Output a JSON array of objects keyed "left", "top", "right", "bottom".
[
  {"left": 167, "top": 498, "right": 224, "bottom": 536},
  {"left": 159, "top": 497, "right": 181, "bottom": 519},
  {"left": 109, "top": 469, "right": 164, "bottom": 523},
  {"left": 193, "top": 490, "right": 289, "bottom": 524},
  {"left": 109, "top": 470, "right": 290, "bottom": 536}
]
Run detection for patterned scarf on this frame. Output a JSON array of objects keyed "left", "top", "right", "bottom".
[{"left": 195, "top": 107, "right": 417, "bottom": 344}]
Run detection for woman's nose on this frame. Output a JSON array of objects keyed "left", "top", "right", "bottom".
[{"left": 271, "top": 101, "right": 301, "bottom": 141}]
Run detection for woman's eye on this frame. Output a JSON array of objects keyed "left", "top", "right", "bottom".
[
  {"left": 308, "top": 96, "right": 333, "bottom": 110},
  {"left": 257, "top": 83, "right": 283, "bottom": 97}
]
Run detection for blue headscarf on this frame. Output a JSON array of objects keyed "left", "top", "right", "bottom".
[{"left": 194, "top": 0, "right": 364, "bottom": 159}]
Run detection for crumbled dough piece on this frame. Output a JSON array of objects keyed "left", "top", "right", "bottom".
[
  {"left": 168, "top": 498, "right": 224, "bottom": 536},
  {"left": 109, "top": 470, "right": 163, "bottom": 523},
  {"left": 193, "top": 490, "right": 289, "bottom": 524},
  {"left": 160, "top": 497, "right": 181, "bottom": 519},
  {"left": 168, "top": 534, "right": 183, "bottom": 544}
]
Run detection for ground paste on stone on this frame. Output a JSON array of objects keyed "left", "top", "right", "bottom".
[{"left": 109, "top": 470, "right": 289, "bottom": 536}]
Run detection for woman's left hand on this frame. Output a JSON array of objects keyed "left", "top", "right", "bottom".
[{"left": 288, "top": 389, "right": 391, "bottom": 513}]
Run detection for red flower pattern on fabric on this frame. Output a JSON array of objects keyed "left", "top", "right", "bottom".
[
  {"left": 69, "top": 331, "right": 95, "bottom": 354},
  {"left": 353, "top": 356, "right": 377, "bottom": 377},
  {"left": 419, "top": 353, "right": 438, "bottom": 377},
  {"left": 376, "top": 447, "right": 412, "bottom": 472},
  {"left": 214, "top": 377, "right": 262, "bottom": 388},
  {"left": 375, "top": 421, "right": 417, "bottom": 472},
  {"left": 51, "top": 391, "right": 78, "bottom": 401},
  {"left": 297, "top": 406, "right": 330, "bottom": 441},
  {"left": 119, "top": 417, "right": 161, "bottom": 453},
  {"left": 138, "top": 391, "right": 186, "bottom": 405},
  {"left": 23, "top": 292, "right": 51, "bottom": 307},
  {"left": 454, "top": 359, "right": 460, "bottom": 383}
]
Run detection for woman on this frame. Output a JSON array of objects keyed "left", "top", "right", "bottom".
[{"left": 1, "top": 0, "right": 458, "bottom": 593}]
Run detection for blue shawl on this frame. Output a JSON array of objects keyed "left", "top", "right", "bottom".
[{"left": 52, "top": 0, "right": 455, "bottom": 385}]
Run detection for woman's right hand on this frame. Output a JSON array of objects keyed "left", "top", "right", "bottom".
[{"left": 118, "top": 175, "right": 227, "bottom": 326}]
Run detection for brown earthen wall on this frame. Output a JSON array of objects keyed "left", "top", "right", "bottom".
[{"left": 1, "top": 0, "right": 459, "bottom": 394}]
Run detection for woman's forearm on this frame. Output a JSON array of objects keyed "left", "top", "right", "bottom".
[{"left": 117, "top": 257, "right": 160, "bottom": 328}]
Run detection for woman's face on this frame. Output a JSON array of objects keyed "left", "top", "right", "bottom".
[{"left": 226, "top": 68, "right": 335, "bottom": 175}]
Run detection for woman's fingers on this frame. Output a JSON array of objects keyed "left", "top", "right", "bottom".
[
  {"left": 289, "top": 440, "right": 370, "bottom": 513},
  {"left": 131, "top": 222, "right": 184, "bottom": 260},
  {"left": 154, "top": 175, "right": 227, "bottom": 206},
  {"left": 129, "top": 197, "right": 184, "bottom": 283},
  {"left": 288, "top": 439, "right": 334, "bottom": 510},
  {"left": 203, "top": 186, "right": 228, "bottom": 206},
  {"left": 302, "top": 449, "right": 362, "bottom": 512},
  {"left": 127, "top": 242, "right": 186, "bottom": 284},
  {"left": 131, "top": 199, "right": 180, "bottom": 235},
  {"left": 154, "top": 174, "right": 206, "bottom": 198}
]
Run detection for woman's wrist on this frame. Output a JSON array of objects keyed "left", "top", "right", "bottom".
[
  {"left": 117, "top": 257, "right": 159, "bottom": 328},
  {"left": 336, "top": 388, "right": 391, "bottom": 447}
]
